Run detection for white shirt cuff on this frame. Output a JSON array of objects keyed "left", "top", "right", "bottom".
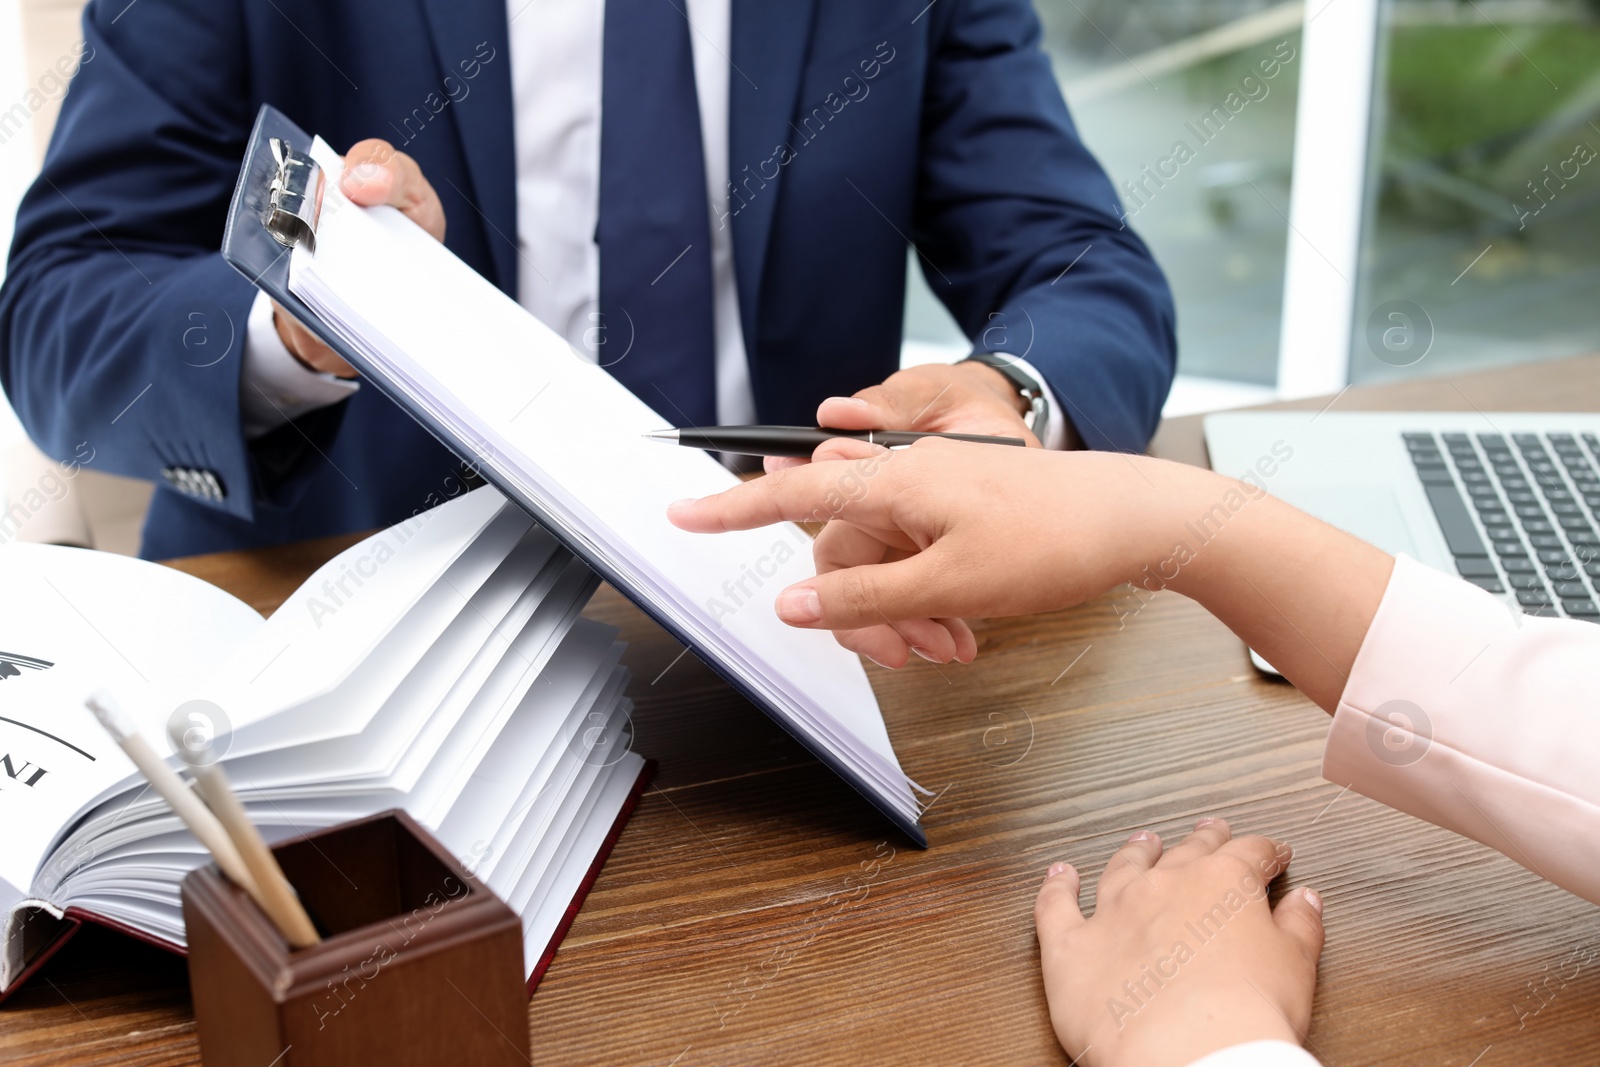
[
  {"left": 1005, "top": 356, "right": 1068, "bottom": 451},
  {"left": 1183, "top": 1039, "right": 1322, "bottom": 1067},
  {"left": 240, "top": 290, "right": 360, "bottom": 439}
]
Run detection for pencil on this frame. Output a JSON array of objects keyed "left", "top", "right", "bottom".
[
  {"left": 183, "top": 757, "right": 321, "bottom": 948},
  {"left": 83, "top": 690, "right": 263, "bottom": 903}
]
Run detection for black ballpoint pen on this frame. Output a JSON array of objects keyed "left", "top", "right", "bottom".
[{"left": 642, "top": 425, "right": 1027, "bottom": 458}]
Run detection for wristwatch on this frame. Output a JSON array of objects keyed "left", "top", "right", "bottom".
[{"left": 959, "top": 351, "right": 1050, "bottom": 444}]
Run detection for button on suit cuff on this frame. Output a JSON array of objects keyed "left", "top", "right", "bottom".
[{"left": 241, "top": 290, "right": 359, "bottom": 439}]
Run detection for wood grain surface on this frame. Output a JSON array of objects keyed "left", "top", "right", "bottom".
[{"left": 4, "top": 356, "right": 1598, "bottom": 1065}]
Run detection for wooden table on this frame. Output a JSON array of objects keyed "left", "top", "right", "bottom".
[{"left": 5, "top": 356, "right": 1599, "bottom": 1065}]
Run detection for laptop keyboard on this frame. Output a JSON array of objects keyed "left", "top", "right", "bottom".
[{"left": 1405, "top": 431, "right": 1600, "bottom": 620}]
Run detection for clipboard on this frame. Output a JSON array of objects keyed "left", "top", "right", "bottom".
[{"left": 221, "top": 105, "right": 927, "bottom": 847}]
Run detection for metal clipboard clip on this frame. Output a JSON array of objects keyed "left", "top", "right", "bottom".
[{"left": 263, "top": 137, "right": 323, "bottom": 252}]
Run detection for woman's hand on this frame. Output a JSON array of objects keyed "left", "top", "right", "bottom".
[
  {"left": 670, "top": 438, "right": 1205, "bottom": 667},
  {"left": 668, "top": 436, "right": 1392, "bottom": 710},
  {"left": 1037, "top": 819, "right": 1324, "bottom": 1067}
]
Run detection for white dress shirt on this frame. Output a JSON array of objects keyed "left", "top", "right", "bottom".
[
  {"left": 241, "top": 0, "right": 752, "bottom": 437},
  {"left": 239, "top": 0, "right": 1065, "bottom": 448},
  {"left": 502, "top": 0, "right": 753, "bottom": 426}
]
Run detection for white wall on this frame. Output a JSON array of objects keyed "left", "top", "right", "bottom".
[{"left": 0, "top": 0, "right": 33, "bottom": 450}]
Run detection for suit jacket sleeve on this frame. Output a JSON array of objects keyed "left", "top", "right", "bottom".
[
  {"left": 1324, "top": 555, "right": 1600, "bottom": 905},
  {"left": 914, "top": 0, "right": 1177, "bottom": 453},
  {"left": 0, "top": 0, "right": 326, "bottom": 523}
]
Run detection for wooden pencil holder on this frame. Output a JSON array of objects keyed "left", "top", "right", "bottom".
[{"left": 180, "top": 809, "right": 530, "bottom": 1067}]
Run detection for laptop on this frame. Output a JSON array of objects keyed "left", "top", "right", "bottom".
[{"left": 1203, "top": 411, "right": 1600, "bottom": 659}]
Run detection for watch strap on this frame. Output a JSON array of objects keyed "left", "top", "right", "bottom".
[{"left": 960, "top": 352, "right": 1050, "bottom": 444}]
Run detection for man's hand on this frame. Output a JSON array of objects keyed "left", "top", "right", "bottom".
[
  {"left": 271, "top": 138, "right": 448, "bottom": 378},
  {"left": 764, "top": 361, "right": 1040, "bottom": 473},
  {"left": 1036, "top": 819, "right": 1323, "bottom": 1067}
]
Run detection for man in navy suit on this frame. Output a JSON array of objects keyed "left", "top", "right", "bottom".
[{"left": 0, "top": 0, "right": 1175, "bottom": 559}]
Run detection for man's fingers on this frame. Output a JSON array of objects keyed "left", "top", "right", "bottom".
[
  {"left": 271, "top": 301, "right": 358, "bottom": 378},
  {"left": 811, "top": 436, "right": 888, "bottom": 463},
  {"left": 341, "top": 139, "right": 404, "bottom": 211},
  {"left": 765, "top": 435, "right": 889, "bottom": 472},
  {"left": 340, "top": 139, "right": 446, "bottom": 242},
  {"left": 1097, "top": 831, "right": 1162, "bottom": 900},
  {"left": 341, "top": 147, "right": 395, "bottom": 202},
  {"left": 816, "top": 393, "right": 892, "bottom": 431},
  {"left": 823, "top": 381, "right": 953, "bottom": 432},
  {"left": 1272, "top": 888, "right": 1326, "bottom": 967}
]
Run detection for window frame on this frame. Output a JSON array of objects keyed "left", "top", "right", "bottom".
[{"left": 1275, "top": 0, "right": 1382, "bottom": 398}]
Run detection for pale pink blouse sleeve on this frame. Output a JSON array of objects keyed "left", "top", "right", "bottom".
[
  {"left": 1322, "top": 555, "right": 1600, "bottom": 904},
  {"left": 1183, "top": 1040, "right": 1322, "bottom": 1067}
]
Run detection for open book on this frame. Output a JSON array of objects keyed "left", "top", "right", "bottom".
[
  {"left": 222, "top": 116, "right": 924, "bottom": 842},
  {"left": 0, "top": 488, "right": 648, "bottom": 999}
]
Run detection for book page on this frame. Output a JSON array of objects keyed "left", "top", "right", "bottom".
[
  {"left": 518, "top": 751, "right": 645, "bottom": 969},
  {"left": 199, "top": 487, "right": 516, "bottom": 753},
  {"left": 0, "top": 545, "right": 261, "bottom": 898},
  {"left": 216, "top": 523, "right": 561, "bottom": 792},
  {"left": 433, "top": 621, "right": 622, "bottom": 865}
]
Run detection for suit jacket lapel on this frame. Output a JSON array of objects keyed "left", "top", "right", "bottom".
[
  {"left": 417, "top": 0, "right": 518, "bottom": 296},
  {"left": 728, "top": 0, "right": 818, "bottom": 358}
]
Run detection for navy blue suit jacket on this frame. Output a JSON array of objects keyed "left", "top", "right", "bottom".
[{"left": 0, "top": 0, "right": 1176, "bottom": 559}]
